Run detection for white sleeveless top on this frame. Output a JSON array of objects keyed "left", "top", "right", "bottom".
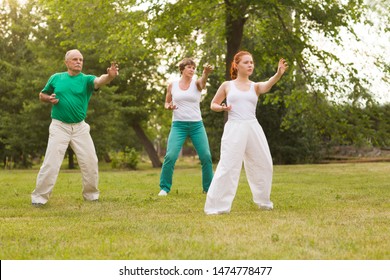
[
  {"left": 171, "top": 80, "right": 202, "bottom": 121},
  {"left": 227, "top": 81, "right": 258, "bottom": 121}
]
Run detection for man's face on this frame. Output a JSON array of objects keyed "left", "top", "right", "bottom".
[{"left": 65, "top": 51, "right": 83, "bottom": 73}]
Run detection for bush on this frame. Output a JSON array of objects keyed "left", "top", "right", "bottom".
[{"left": 110, "top": 147, "right": 139, "bottom": 170}]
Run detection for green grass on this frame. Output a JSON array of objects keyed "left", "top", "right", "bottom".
[{"left": 0, "top": 160, "right": 389, "bottom": 260}]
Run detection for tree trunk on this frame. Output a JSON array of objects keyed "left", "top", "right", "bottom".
[
  {"left": 224, "top": 0, "right": 248, "bottom": 80},
  {"left": 132, "top": 123, "right": 162, "bottom": 168},
  {"left": 224, "top": 0, "right": 249, "bottom": 122}
]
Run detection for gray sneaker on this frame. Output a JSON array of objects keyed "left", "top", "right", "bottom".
[{"left": 32, "top": 202, "right": 44, "bottom": 207}]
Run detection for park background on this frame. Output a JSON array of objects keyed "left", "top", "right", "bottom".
[
  {"left": 1, "top": 0, "right": 390, "bottom": 169},
  {"left": 1, "top": 0, "right": 390, "bottom": 261}
]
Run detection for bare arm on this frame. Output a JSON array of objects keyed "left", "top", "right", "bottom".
[
  {"left": 196, "top": 64, "right": 213, "bottom": 91},
  {"left": 255, "top": 58, "right": 288, "bottom": 95},
  {"left": 164, "top": 83, "right": 177, "bottom": 110},
  {"left": 94, "top": 62, "right": 119, "bottom": 89},
  {"left": 39, "top": 92, "right": 59, "bottom": 104},
  {"left": 210, "top": 81, "right": 232, "bottom": 112}
]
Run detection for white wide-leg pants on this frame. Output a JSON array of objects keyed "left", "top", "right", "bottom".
[
  {"left": 31, "top": 119, "right": 99, "bottom": 204},
  {"left": 204, "top": 119, "right": 273, "bottom": 214}
]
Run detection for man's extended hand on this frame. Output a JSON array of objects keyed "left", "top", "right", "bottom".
[{"left": 107, "top": 61, "right": 119, "bottom": 78}]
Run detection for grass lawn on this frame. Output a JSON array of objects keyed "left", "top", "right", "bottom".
[{"left": 0, "top": 160, "right": 389, "bottom": 260}]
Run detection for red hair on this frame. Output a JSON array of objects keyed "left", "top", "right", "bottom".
[{"left": 230, "top": 51, "right": 252, "bottom": 79}]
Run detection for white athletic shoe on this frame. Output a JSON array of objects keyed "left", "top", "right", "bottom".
[
  {"left": 158, "top": 190, "right": 168, "bottom": 196},
  {"left": 259, "top": 204, "right": 273, "bottom": 211}
]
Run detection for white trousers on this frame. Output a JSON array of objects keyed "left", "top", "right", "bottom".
[
  {"left": 31, "top": 119, "right": 99, "bottom": 204},
  {"left": 204, "top": 119, "right": 273, "bottom": 214}
]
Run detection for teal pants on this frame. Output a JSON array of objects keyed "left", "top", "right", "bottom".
[{"left": 160, "top": 121, "right": 213, "bottom": 193}]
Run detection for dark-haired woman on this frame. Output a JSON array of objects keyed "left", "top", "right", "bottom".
[
  {"left": 204, "top": 51, "right": 288, "bottom": 214},
  {"left": 159, "top": 58, "right": 214, "bottom": 196}
]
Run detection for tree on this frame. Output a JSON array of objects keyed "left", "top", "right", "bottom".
[
  {"left": 0, "top": 0, "right": 51, "bottom": 168},
  {"left": 1, "top": 0, "right": 388, "bottom": 167},
  {"left": 145, "top": 0, "right": 387, "bottom": 163},
  {"left": 0, "top": 0, "right": 165, "bottom": 168},
  {"left": 36, "top": 0, "right": 164, "bottom": 167}
]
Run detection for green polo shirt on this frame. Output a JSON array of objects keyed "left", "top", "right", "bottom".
[{"left": 41, "top": 72, "right": 96, "bottom": 123}]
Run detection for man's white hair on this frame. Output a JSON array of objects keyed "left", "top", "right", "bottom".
[{"left": 65, "top": 49, "right": 82, "bottom": 61}]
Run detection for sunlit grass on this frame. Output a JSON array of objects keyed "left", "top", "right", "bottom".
[{"left": 0, "top": 161, "right": 389, "bottom": 260}]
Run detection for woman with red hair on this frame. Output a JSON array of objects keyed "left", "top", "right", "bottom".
[{"left": 204, "top": 51, "right": 288, "bottom": 214}]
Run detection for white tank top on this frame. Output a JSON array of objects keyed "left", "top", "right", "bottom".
[
  {"left": 171, "top": 80, "right": 202, "bottom": 121},
  {"left": 227, "top": 81, "right": 258, "bottom": 121}
]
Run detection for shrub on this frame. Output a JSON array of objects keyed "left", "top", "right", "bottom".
[{"left": 110, "top": 147, "right": 139, "bottom": 170}]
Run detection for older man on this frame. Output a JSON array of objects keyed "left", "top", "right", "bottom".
[{"left": 32, "top": 49, "right": 119, "bottom": 206}]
